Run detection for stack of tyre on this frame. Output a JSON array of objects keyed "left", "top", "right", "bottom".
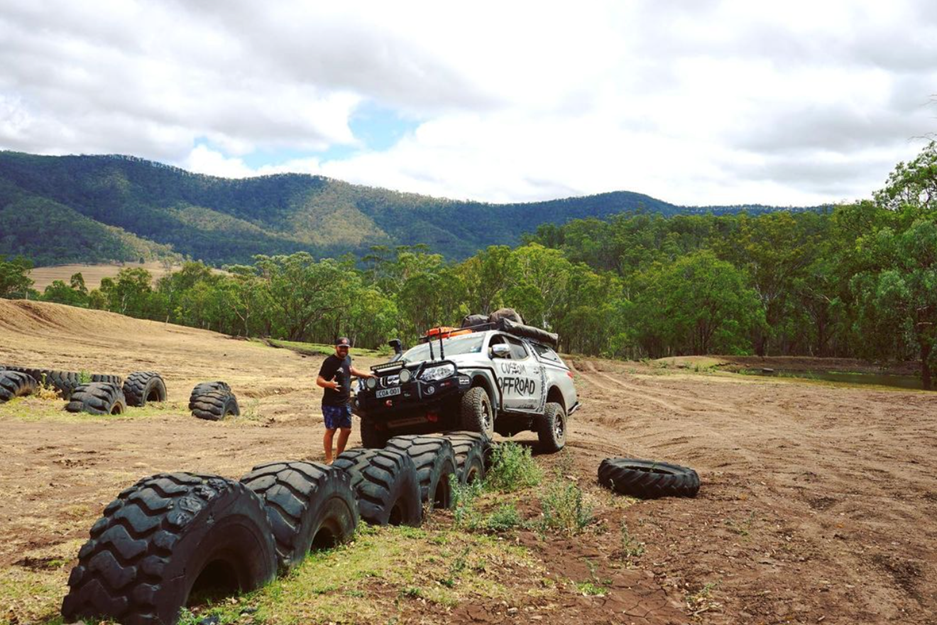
[
  {"left": 60, "top": 432, "right": 490, "bottom": 625},
  {"left": 0, "top": 365, "right": 168, "bottom": 416}
]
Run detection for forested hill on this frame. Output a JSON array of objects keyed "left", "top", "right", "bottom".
[{"left": 0, "top": 151, "right": 823, "bottom": 266}]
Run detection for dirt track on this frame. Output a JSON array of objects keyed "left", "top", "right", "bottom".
[{"left": 1, "top": 300, "right": 935, "bottom": 624}]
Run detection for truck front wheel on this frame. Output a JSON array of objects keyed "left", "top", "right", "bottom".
[
  {"left": 361, "top": 419, "right": 388, "bottom": 448},
  {"left": 460, "top": 387, "right": 494, "bottom": 440}
]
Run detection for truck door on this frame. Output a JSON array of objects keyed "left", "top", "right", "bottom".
[{"left": 498, "top": 336, "right": 544, "bottom": 412}]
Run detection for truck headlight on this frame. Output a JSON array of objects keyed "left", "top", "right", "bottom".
[
  {"left": 420, "top": 364, "right": 456, "bottom": 382},
  {"left": 399, "top": 368, "right": 412, "bottom": 383},
  {"left": 366, "top": 377, "right": 378, "bottom": 390}
]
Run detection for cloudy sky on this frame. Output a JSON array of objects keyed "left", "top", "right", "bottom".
[{"left": 1, "top": 1, "right": 935, "bottom": 206}]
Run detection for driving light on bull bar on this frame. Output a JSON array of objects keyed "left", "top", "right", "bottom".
[
  {"left": 420, "top": 363, "right": 456, "bottom": 382},
  {"left": 399, "top": 368, "right": 412, "bottom": 383},
  {"left": 366, "top": 376, "right": 378, "bottom": 390}
]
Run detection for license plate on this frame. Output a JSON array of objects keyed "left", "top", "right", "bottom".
[{"left": 376, "top": 387, "right": 402, "bottom": 399}]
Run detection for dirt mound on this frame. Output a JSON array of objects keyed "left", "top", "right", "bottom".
[{"left": 0, "top": 300, "right": 320, "bottom": 405}]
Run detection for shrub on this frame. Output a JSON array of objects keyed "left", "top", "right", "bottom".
[
  {"left": 538, "top": 479, "right": 593, "bottom": 536},
  {"left": 485, "top": 442, "right": 543, "bottom": 493}
]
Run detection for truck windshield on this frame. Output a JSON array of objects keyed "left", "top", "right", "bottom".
[{"left": 401, "top": 334, "right": 485, "bottom": 363}]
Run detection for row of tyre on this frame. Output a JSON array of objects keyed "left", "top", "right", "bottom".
[
  {"left": 60, "top": 432, "right": 486, "bottom": 625},
  {"left": 0, "top": 366, "right": 242, "bottom": 421}
]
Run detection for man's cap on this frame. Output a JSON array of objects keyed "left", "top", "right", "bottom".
[{"left": 336, "top": 337, "right": 352, "bottom": 347}]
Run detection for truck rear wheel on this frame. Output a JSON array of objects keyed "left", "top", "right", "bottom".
[{"left": 537, "top": 402, "right": 567, "bottom": 453}]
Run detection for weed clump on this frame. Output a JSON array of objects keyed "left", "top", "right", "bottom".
[
  {"left": 538, "top": 479, "right": 593, "bottom": 536},
  {"left": 485, "top": 442, "right": 542, "bottom": 493}
]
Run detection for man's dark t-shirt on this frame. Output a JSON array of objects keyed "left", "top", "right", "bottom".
[{"left": 319, "top": 354, "right": 352, "bottom": 406}]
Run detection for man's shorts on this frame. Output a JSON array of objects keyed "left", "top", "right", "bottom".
[{"left": 322, "top": 404, "right": 352, "bottom": 430}]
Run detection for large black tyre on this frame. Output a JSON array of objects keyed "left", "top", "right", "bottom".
[
  {"left": 333, "top": 448, "right": 423, "bottom": 527},
  {"left": 460, "top": 386, "right": 494, "bottom": 440},
  {"left": 537, "top": 402, "right": 567, "bottom": 453},
  {"left": 61, "top": 472, "right": 277, "bottom": 625},
  {"left": 598, "top": 458, "right": 700, "bottom": 499},
  {"left": 0, "top": 370, "right": 38, "bottom": 402},
  {"left": 5, "top": 366, "right": 81, "bottom": 398},
  {"left": 123, "top": 372, "right": 168, "bottom": 407},
  {"left": 444, "top": 432, "right": 490, "bottom": 484},
  {"left": 92, "top": 373, "right": 124, "bottom": 386},
  {"left": 188, "top": 381, "right": 231, "bottom": 410},
  {"left": 241, "top": 461, "right": 358, "bottom": 569},
  {"left": 191, "top": 389, "right": 239, "bottom": 421},
  {"left": 360, "top": 418, "right": 389, "bottom": 449},
  {"left": 65, "top": 382, "right": 127, "bottom": 415},
  {"left": 385, "top": 435, "right": 457, "bottom": 510}
]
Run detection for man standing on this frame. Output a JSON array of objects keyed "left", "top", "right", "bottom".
[{"left": 317, "top": 337, "right": 374, "bottom": 464}]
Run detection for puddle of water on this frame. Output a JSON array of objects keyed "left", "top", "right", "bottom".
[{"left": 752, "top": 370, "right": 923, "bottom": 390}]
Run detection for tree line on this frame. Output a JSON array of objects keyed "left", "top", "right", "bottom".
[{"left": 2, "top": 142, "right": 936, "bottom": 386}]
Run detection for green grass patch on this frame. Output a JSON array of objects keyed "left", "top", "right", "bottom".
[
  {"left": 173, "top": 525, "right": 538, "bottom": 625},
  {"left": 0, "top": 396, "right": 187, "bottom": 423}
]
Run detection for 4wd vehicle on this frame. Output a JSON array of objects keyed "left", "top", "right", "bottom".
[{"left": 353, "top": 320, "right": 580, "bottom": 453}]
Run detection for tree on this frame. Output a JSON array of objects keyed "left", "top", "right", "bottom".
[
  {"left": 0, "top": 255, "right": 34, "bottom": 299},
  {"left": 629, "top": 251, "right": 764, "bottom": 357}
]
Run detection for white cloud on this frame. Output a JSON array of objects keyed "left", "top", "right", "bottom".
[{"left": 0, "top": 0, "right": 935, "bottom": 206}]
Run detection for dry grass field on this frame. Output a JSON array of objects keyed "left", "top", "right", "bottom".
[
  {"left": 28, "top": 262, "right": 178, "bottom": 291},
  {"left": 0, "top": 300, "right": 935, "bottom": 624}
]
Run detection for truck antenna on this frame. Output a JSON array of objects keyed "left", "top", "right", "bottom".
[
  {"left": 439, "top": 332, "right": 445, "bottom": 360},
  {"left": 428, "top": 335, "right": 435, "bottom": 361}
]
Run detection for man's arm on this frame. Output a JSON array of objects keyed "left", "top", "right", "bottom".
[
  {"left": 350, "top": 366, "right": 375, "bottom": 379},
  {"left": 316, "top": 375, "right": 340, "bottom": 390}
]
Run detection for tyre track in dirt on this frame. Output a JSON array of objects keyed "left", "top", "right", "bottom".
[{"left": 568, "top": 357, "right": 937, "bottom": 624}]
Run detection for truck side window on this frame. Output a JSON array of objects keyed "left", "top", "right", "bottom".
[
  {"left": 532, "top": 343, "right": 561, "bottom": 363},
  {"left": 506, "top": 337, "right": 529, "bottom": 360}
]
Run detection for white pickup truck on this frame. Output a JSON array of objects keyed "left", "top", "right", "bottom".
[{"left": 354, "top": 325, "right": 580, "bottom": 453}]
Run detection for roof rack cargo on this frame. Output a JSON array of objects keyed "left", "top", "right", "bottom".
[{"left": 418, "top": 319, "right": 559, "bottom": 348}]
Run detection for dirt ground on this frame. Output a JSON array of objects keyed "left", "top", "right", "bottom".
[{"left": 1, "top": 300, "right": 935, "bottom": 624}]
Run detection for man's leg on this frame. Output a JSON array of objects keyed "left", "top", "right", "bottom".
[
  {"left": 323, "top": 428, "right": 336, "bottom": 463},
  {"left": 336, "top": 427, "right": 352, "bottom": 457}
]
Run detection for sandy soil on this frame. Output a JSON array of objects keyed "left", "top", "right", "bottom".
[{"left": 1, "top": 300, "right": 935, "bottom": 624}]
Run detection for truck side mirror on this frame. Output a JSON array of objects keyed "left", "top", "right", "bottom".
[{"left": 490, "top": 343, "right": 511, "bottom": 359}]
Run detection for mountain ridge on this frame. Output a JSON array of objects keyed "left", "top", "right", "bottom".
[{"left": 0, "top": 151, "right": 827, "bottom": 266}]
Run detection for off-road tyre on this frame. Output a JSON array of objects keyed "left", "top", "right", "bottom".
[
  {"left": 0, "top": 370, "right": 38, "bottom": 402},
  {"left": 385, "top": 435, "right": 457, "bottom": 510},
  {"left": 92, "top": 373, "right": 124, "bottom": 386},
  {"left": 60, "top": 472, "right": 277, "bottom": 625},
  {"left": 443, "top": 432, "right": 490, "bottom": 484},
  {"left": 123, "top": 372, "right": 167, "bottom": 407},
  {"left": 333, "top": 448, "right": 423, "bottom": 527},
  {"left": 188, "top": 381, "right": 231, "bottom": 410},
  {"left": 65, "top": 382, "right": 127, "bottom": 415},
  {"left": 5, "top": 366, "right": 81, "bottom": 398},
  {"left": 460, "top": 386, "right": 494, "bottom": 440},
  {"left": 360, "top": 418, "right": 389, "bottom": 448},
  {"left": 537, "top": 402, "right": 567, "bottom": 453},
  {"left": 240, "top": 461, "right": 358, "bottom": 569},
  {"left": 191, "top": 389, "right": 239, "bottom": 421},
  {"left": 598, "top": 458, "right": 700, "bottom": 499}
]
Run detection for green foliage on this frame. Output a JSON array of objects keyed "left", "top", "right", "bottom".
[
  {"left": 0, "top": 151, "right": 819, "bottom": 267},
  {"left": 484, "top": 442, "right": 543, "bottom": 493},
  {"left": 0, "top": 255, "right": 34, "bottom": 299},
  {"left": 628, "top": 251, "right": 765, "bottom": 357},
  {"left": 538, "top": 478, "right": 594, "bottom": 536}
]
